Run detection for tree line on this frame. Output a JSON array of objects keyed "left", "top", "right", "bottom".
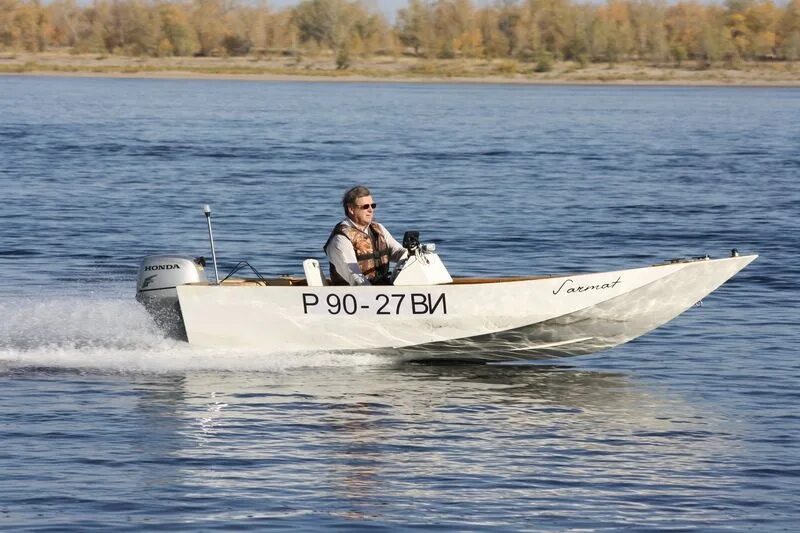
[{"left": 2, "top": 0, "right": 800, "bottom": 67}]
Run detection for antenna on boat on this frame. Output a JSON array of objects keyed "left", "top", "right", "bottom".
[{"left": 203, "top": 204, "right": 220, "bottom": 285}]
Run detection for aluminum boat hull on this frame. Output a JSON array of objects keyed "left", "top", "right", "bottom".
[{"left": 174, "top": 254, "right": 756, "bottom": 361}]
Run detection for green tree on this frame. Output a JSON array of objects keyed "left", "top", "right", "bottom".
[
  {"left": 292, "top": 0, "right": 382, "bottom": 64},
  {"left": 496, "top": 2, "right": 524, "bottom": 57},
  {"left": 781, "top": 30, "right": 800, "bottom": 59},
  {"left": 293, "top": 0, "right": 346, "bottom": 50},
  {"left": 590, "top": 0, "right": 635, "bottom": 63},
  {"left": 524, "top": 0, "right": 572, "bottom": 59},
  {"left": 101, "top": 0, "right": 162, "bottom": 56},
  {"left": 699, "top": 6, "right": 736, "bottom": 62},
  {"left": 397, "top": 0, "right": 436, "bottom": 56}
]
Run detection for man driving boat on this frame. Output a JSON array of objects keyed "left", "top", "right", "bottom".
[{"left": 324, "top": 185, "right": 407, "bottom": 286}]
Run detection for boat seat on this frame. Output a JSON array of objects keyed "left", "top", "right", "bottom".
[{"left": 303, "top": 259, "right": 329, "bottom": 287}]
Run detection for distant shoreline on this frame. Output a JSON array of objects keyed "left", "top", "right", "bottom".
[
  {"left": 3, "top": 52, "right": 800, "bottom": 87},
  {"left": 8, "top": 70, "right": 800, "bottom": 88}
]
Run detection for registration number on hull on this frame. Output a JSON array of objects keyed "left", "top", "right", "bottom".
[{"left": 302, "top": 292, "right": 447, "bottom": 316}]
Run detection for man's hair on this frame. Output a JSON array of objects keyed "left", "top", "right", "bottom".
[{"left": 342, "top": 185, "right": 371, "bottom": 215}]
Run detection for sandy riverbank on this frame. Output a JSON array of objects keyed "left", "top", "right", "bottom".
[{"left": 3, "top": 51, "right": 800, "bottom": 86}]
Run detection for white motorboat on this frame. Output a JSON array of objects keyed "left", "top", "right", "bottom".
[{"left": 135, "top": 213, "right": 756, "bottom": 362}]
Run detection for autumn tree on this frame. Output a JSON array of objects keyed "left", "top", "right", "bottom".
[
  {"left": 590, "top": 0, "right": 635, "bottom": 62},
  {"left": 262, "top": 9, "right": 296, "bottom": 52},
  {"left": 628, "top": 0, "right": 669, "bottom": 62},
  {"left": 46, "top": 0, "right": 83, "bottom": 47},
  {"left": 191, "top": 0, "right": 226, "bottom": 55},
  {"left": 780, "top": 0, "right": 800, "bottom": 58},
  {"left": 156, "top": 3, "right": 197, "bottom": 56},
  {"left": 475, "top": 5, "right": 509, "bottom": 58},
  {"left": 0, "top": 0, "right": 49, "bottom": 51},
  {"left": 564, "top": 3, "right": 593, "bottom": 62},
  {"left": 726, "top": 0, "right": 781, "bottom": 58},
  {"left": 665, "top": 2, "right": 710, "bottom": 62},
  {"left": 103, "top": 0, "right": 161, "bottom": 55},
  {"left": 520, "top": 0, "right": 573, "bottom": 59},
  {"left": 2, "top": 0, "right": 800, "bottom": 65}
]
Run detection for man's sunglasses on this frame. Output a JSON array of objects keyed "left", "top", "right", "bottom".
[{"left": 357, "top": 203, "right": 377, "bottom": 210}]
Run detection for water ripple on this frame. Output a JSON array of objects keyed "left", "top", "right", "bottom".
[{"left": 0, "top": 77, "right": 798, "bottom": 530}]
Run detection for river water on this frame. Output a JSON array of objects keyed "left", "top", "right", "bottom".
[{"left": 1, "top": 76, "right": 798, "bottom": 530}]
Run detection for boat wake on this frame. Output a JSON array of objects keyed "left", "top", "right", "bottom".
[{"left": 0, "top": 297, "right": 388, "bottom": 373}]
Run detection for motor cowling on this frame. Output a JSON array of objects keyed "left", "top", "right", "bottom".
[
  {"left": 136, "top": 256, "right": 205, "bottom": 340},
  {"left": 136, "top": 255, "right": 205, "bottom": 295}
]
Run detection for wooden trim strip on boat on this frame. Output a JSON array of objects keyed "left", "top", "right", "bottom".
[
  {"left": 450, "top": 275, "right": 553, "bottom": 284},
  {"left": 186, "top": 274, "right": 556, "bottom": 288}
]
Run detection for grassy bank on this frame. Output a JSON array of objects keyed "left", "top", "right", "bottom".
[{"left": 2, "top": 51, "right": 800, "bottom": 86}]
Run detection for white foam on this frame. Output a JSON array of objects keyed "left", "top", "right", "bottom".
[{"left": 0, "top": 297, "right": 389, "bottom": 373}]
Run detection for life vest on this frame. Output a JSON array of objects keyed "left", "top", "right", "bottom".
[{"left": 325, "top": 222, "right": 391, "bottom": 285}]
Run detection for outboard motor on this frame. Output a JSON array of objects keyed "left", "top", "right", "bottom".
[{"left": 136, "top": 255, "right": 206, "bottom": 339}]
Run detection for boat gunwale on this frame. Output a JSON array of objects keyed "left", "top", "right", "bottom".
[{"left": 179, "top": 254, "right": 757, "bottom": 288}]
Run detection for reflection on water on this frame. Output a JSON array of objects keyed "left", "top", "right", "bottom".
[
  {"left": 80, "top": 364, "right": 724, "bottom": 526},
  {"left": 0, "top": 353, "right": 790, "bottom": 528}
]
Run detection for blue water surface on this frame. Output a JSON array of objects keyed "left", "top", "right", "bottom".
[{"left": 0, "top": 76, "right": 798, "bottom": 530}]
